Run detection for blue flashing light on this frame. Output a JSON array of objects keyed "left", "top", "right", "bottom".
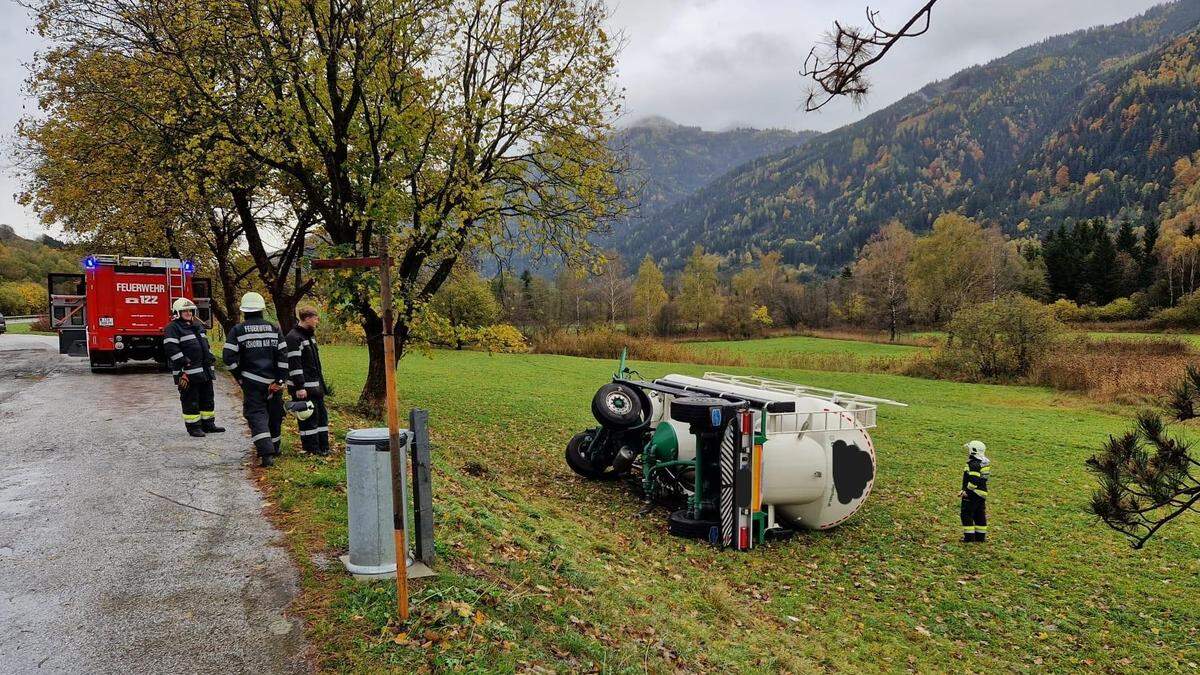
[
  {"left": 182, "top": 260, "right": 195, "bottom": 274},
  {"left": 83, "top": 255, "right": 98, "bottom": 271}
]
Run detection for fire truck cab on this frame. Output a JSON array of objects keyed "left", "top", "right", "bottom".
[{"left": 49, "top": 254, "right": 212, "bottom": 371}]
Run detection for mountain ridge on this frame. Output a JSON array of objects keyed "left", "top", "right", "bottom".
[{"left": 620, "top": 0, "right": 1200, "bottom": 272}]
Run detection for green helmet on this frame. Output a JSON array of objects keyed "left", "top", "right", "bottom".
[
  {"left": 240, "top": 291, "right": 267, "bottom": 313},
  {"left": 172, "top": 297, "right": 198, "bottom": 313}
]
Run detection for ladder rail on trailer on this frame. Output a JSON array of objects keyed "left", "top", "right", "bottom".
[{"left": 699, "top": 372, "right": 907, "bottom": 437}]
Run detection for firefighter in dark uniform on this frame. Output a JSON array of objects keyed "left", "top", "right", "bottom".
[
  {"left": 285, "top": 306, "right": 330, "bottom": 455},
  {"left": 959, "top": 440, "right": 990, "bottom": 542},
  {"left": 222, "top": 292, "right": 289, "bottom": 467},
  {"left": 164, "top": 298, "right": 224, "bottom": 437}
]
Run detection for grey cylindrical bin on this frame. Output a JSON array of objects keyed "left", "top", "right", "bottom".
[{"left": 341, "top": 427, "right": 411, "bottom": 578}]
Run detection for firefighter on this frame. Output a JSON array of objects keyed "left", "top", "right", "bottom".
[
  {"left": 285, "top": 306, "right": 330, "bottom": 455},
  {"left": 164, "top": 298, "right": 224, "bottom": 437},
  {"left": 959, "top": 440, "right": 990, "bottom": 542},
  {"left": 222, "top": 292, "right": 289, "bottom": 467}
]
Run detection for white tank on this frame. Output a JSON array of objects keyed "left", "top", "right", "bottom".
[{"left": 649, "top": 373, "right": 900, "bottom": 530}]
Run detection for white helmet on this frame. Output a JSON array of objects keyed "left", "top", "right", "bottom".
[
  {"left": 172, "top": 297, "right": 198, "bottom": 313},
  {"left": 240, "top": 291, "right": 267, "bottom": 313},
  {"left": 964, "top": 440, "right": 987, "bottom": 457},
  {"left": 288, "top": 400, "right": 315, "bottom": 421}
]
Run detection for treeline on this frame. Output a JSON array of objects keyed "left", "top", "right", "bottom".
[
  {"left": 459, "top": 213, "right": 1037, "bottom": 341},
  {"left": 0, "top": 225, "right": 77, "bottom": 315},
  {"left": 476, "top": 202, "right": 1200, "bottom": 343}
]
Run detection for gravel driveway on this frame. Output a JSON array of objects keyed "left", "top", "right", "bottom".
[{"left": 0, "top": 334, "right": 309, "bottom": 674}]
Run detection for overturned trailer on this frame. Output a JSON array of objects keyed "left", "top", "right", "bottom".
[{"left": 566, "top": 356, "right": 905, "bottom": 549}]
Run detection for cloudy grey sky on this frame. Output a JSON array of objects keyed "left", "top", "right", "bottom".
[{"left": 0, "top": 0, "right": 1167, "bottom": 238}]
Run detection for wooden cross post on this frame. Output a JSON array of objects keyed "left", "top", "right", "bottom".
[{"left": 311, "top": 250, "right": 409, "bottom": 623}]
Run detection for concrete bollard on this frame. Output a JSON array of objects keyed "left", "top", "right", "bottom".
[{"left": 340, "top": 427, "right": 411, "bottom": 579}]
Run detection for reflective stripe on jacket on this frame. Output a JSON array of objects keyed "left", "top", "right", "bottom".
[
  {"left": 163, "top": 318, "right": 213, "bottom": 382},
  {"left": 961, "top": 456, "right": 990, "bottom": 499},
  {"left": 285, "top": 325, "right": 325, "bottom": 396},
  {"left": 222, "top": 319, "right": 288, "bottom": 385}
]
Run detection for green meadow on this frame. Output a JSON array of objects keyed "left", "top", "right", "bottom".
[{"left": 261, "top": 340, "right": 1200, "bottom": 672}]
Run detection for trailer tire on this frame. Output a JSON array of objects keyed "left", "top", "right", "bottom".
[
  {"left": 591, "top": 383, "right": 644, "bottom": 429},
  {"left": 666, "top": 509, "right": 718, "bottom": 541},
  {"left": 565, "top": 431, "right": 626, "bottom": 481}
]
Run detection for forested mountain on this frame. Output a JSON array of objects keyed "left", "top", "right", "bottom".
[
  {"left": 612, "top": 117, "right": 817, "bottom": 215},
  {"left": 0, "top": 224, "right": 76, "bottom": 283},
  {"left": 509, "top": 117, "right": 815, "bottom": 270},
  {"left": 622, "top": 1, "right": 1200, "bottom": 272}
]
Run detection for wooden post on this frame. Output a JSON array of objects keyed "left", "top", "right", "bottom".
[
  {"left": 310, "top": 250, "right": 410, "bottom": 622},
  {"left": 378, "top": 242, "right": 409, "bottom": 622},
  {"left": 409, "top": 408, "right": 435, "bottom": 564}
]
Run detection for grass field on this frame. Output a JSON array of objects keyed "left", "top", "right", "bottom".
[
  {"left": 1086, "top": 331, "right": 1200, "bottom": 348},
  {"left": 4, "top": 321, "right": 53, "bottom": 335},
  {"left": 261, "top": 342, "right": 1200, "bottom": 672},
  {"left": 684, "top": 334, "right": 923, "bottom": 360}
]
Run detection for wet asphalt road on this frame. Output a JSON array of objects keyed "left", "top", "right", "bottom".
[{"left": 0, "top": 334, "right": 309, "bottom": 674}]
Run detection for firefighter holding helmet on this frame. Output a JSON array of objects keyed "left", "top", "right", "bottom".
[
  {"left": 959, "top": 440, "right": 991, "bottom": 542},
  {"left": 285, "top": 306, "right": 330, "bottom": 455},
  {"left": 164, "top": 297, "right": 224, "bottom": 437},
  {"left": 222, "top": 292, "right": 289, "bottom": 467}
]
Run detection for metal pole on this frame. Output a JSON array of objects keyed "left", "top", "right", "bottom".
[{"left": 378, "top": 237, "right": 409, "bottom": 622}]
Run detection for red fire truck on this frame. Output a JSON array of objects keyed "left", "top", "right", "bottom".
[{"left": 49, "top": 254, "right": 212, "bottom": 371}]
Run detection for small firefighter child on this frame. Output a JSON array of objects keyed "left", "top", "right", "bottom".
[
  {"left": 163, "top": 298, "right": 224, "bottom": 437},
  {"left": 959, "top": 440, "right": 990, "bottom": 542}
]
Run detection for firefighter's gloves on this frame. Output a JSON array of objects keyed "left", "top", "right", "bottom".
[
  {"left": 178, "top": 372, "right": 190, "bottom": 391},
  {"left": 268, "top": 382, "right": 282, "bottom": 395},
  {"left": 295, "top": 388, "right": 308, "bottom": 400}
]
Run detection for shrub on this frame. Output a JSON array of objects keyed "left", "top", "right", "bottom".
[
  {"left": 1031, "top": 336, "right": 1193, "bottom": 404},
  {"left": 1094, "top": 297, "right": 1139, "bottom": 322},
  {"left": 316, "top": 318, "right": 366, "bottom": 345},
  {"left": 942, "top": 294, "right": 1063, "bottom": 379},
  {"left": 0, "top": 281, "right": 46, "bottom": 315},
  {"left": 1152, "top": 291, "right": 1200, "bottom": 329},
  {"left": 533, "top": 328, "right": 698, "bottom": 363},
  {"left": 1049, "top": 298, "right": 1092, "bottom": 323},
  {"left": 475, "top": 324, "right": 529, "bottom": 354},
  {"left": 30, "top": 316, "right": 53, "bottom": 332}
]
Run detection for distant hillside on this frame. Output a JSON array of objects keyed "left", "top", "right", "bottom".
[
  {"left": 505, "top": 118, "right": 816, "bottom": 271},
  {"left": 621, "top": 1, "right": 1200, "bottom": 271},
  {"left": 0, "top": 224, "right": 78, "bottom": 284},
  {"left": 613, "top": 117, "right": 818, "bottom": 215}
]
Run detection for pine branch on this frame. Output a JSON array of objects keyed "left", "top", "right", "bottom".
[{"left": 800, "top": 1, "right": 939, "bottom": 111}]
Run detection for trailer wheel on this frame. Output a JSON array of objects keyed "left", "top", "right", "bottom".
[
  {"left": 565, "top": 431, "right": 626, "bottom": 481},
  {"left": 666, "top": 509, "right": 718, "bottom": 540},
  {"left": 591, "top": 383, "right": 644, "bottom": 429}
]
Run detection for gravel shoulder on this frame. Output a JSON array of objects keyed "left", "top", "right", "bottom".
[{"left": 0, "top": 334, "right": 309, "bottom": 674}]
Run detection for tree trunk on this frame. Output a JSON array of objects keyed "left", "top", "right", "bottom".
[
  {"left": 208, "top": 234, "right": 241, "bottom": 335},
  {"left": 359, "top": 307, "right": 387, "bottom": 409},
  {"left": 272, "top": 292, "right": 300, "bottom": 334}
]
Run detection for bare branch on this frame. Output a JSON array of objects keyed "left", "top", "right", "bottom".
[{"left": 800, "top": 1, "right": 939, "bottom": 112}]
